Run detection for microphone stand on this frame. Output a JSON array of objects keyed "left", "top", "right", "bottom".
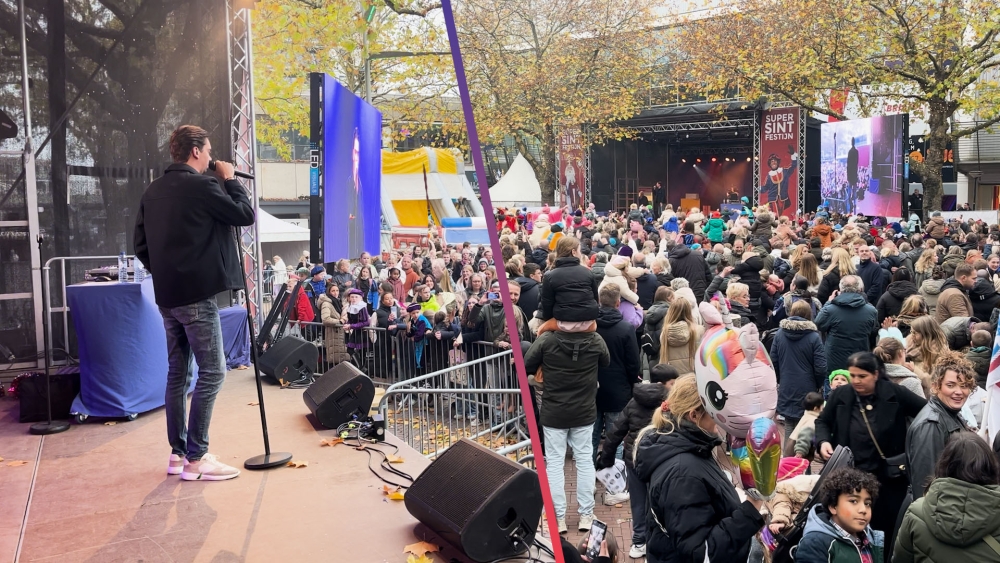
[
  {"left": 29, "top": 234, "right": 70, "bottom": 435},
  {"left": 234, "top": 230, "right": 292, "bottom": 470}
]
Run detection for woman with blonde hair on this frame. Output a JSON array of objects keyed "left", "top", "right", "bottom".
[
  {"left": 658, "top": 299, "right": 704, "bottom": 375},
  {"left": 633, "top": 375, "right": 765, "bottom": 563},
  {"left": 913, "top": 248, "right": 937, "bottom": 287},
  {"left": 794, "top": 252, "right": 822, "bottom": 292},
  {"left": 907, "top": 315, "right": 949, "bottom": 396},
  {"left": 817, "top": 247, "right": 855, "bottom": 304},
  {"left": 894, "top": 294, "right": 928, "bottom": 338}
]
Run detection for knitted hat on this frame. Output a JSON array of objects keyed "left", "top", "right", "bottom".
[
  {"left": 829, "top": 369, "right": 851, "bottom": 384},
  {"left": 617, "top": 246, "right": 633, "bottom": 258},
  {"left": 712, "top": 211, "right": 721, "bottom": 218},
  {"left": 741, "top": 196, "right": 749, "bottom": 204},
  {"left": 295, "top": 267, "right": 310, "bottom": 277},
  {"left": 406, "top": 303, "right": 421, "bottom": 312},
  {"left": 778, "top": 457, "right": 809, "bottom": 481}
]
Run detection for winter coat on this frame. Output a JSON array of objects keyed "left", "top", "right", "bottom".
[
  {"left": 591, "top": 261, "right": 607, "bottom": 286},
  {"left": 813, "top": 223, "right": 834, "bottom": 248},
  {"left": 857, "top": 259, "right": 888, "bottom": 307},
  {"left": 894, "top": 478, "right": 1000, "bottom": 563},
  {"left": 599, "top": 263, "right": 640, "bottom": 305},
  {"left": 643, "top": 301, "right": 670, "bottom": 357},
  {"left": 771, "top": 291, "right": 823, "bottom": 327},
  {"left": 668, "top": 245, "right": 712, "bottom": 302},
  {"left": 634, "top": 421, "right": 765, "bottom": 563},
  {"left": 876, "top": 280, "right": 919, "bottom": 323},
  {"left": 661, "top": 321, "right": 703, "bottom": 375},
  {"left": 919, "top": 278, "right": 945, "bottom": 317},
  {"left": 796, "top": 505, "right": 885, "bottom": 563},
  {"left": 513, "top": 276, "right": 541, "bottom": 318},
  {"left": 770, "top": 317, "right": 827, "bottom": 419},
  {"left": 594, "top": 307, "right": 641, "bottom": 413},
  {"left": 750, "top": 213, "right": 774, "bottom": 243},
  {"left": 539, "top": 256, "right": 600, "bottom": 322},
  {"left": 288, "top": 284, "right": 315, "bottom": 323},
  {"left": 941, "top": 254, "right": 965, "bottom": 278},
  {"left": 936, "top": 278, "right": 974, "bottom": 323},
  {"left": 924, "top": 215, "right": 947, "bottom": 240},
  {"left": 817, "top": 266, "right": 843, "bottom": 305},
  {"left": 597, "top": 382, "right": 666, "bottom": 469},
  {"left": 969, "top": 277, "right": 1000, "bottom": 321},
  {"left": 884, "top": 363, "right": 926, "bottom": 399},
  {"left": 770, "top": 474, "right": 821, "bottom": 531},
  {"left": 729, "top": 302, "right": 754, "bottom": 328},
  {"left": 733, "top": 255, "right": 764, "bottom": 300},
  {"left": 815, "top": 292, "right": 879, "bottom": 372},
  {"left": 967, "top": 346, "right": 991, "bottom": 388},
  {"left": 906, "top": 397, "right": 970, "bottom": 499},
  {"left": 634, "top": 272, "right": 663, "bottom": 310},
  {"left": 522, "top": 330, "right": 610, "bottom": 429},
  {"left": 318, "top": 294, "right": 350, "bottom": 365},
  {"left": 702, "top": 217, "right": 726, "bottom": 243}
]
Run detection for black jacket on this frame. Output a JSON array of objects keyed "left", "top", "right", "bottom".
[
  {"left": 668, "top": 245, "right": 712, "bottom": 303},
  {"left": 634, "top": 272, "right": 663, "bottom": 310},
  {"left": 595, "top": 307, "right": 641, "bottom": 412},
  {"left": 970, "top": 277, "right": 1000, "bottom": 322},
  {"left": 817, "top": 266, "right": 842, "bottom": 304},
  {"left": 769, "top": 317, "right": 827, "bottom": 419},
  {"left": 857, "top": 259, "right": 888, "bottom": 306},
  {"left": 634, "top": 422, "right": 765, "bottom": 563},
  {"left": 514, "top": 276, "right": 541, "bottom": 318},
  {"left": 906, "top": 396, "right": 969, "bottom": 498},
  {"left": 876, "top": 280, "right": 919, "bottom": 323},
  {"left": 134, "top": 164, "right": 255, "bottom": 308},
  {"left": 522, "top": 330, "right": 610, "bottom": 429},
  {"left": 539, "top": 257, "right": 600, "bottom": 322},
  {"left": 598, "top": 382, "right": 666, "bottom": 469},
  {"left": 815, "top": 378, "right": 926, "bottom": 475}
]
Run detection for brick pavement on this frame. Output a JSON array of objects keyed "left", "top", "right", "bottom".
[{"left": 559, "top": 456, "right": 642, "bottom": 560}]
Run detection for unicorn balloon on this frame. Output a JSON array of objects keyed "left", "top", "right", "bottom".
[{"left": 694, "top": 301, "right": 778, "bottom": 438}]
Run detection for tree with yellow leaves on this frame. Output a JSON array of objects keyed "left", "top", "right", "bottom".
[
  {"left": 675, "top": 0, "right": 1000, "bottom": 216},
  {"left": 454, "top": 0, "right": 660, "bottom": 204}
]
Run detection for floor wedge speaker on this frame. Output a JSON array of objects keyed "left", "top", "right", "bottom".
[
  {"left": 404, "top": 438, "right": 542, "bottom": 562},
  {"left": 303, "top": 362, "right": 375, "bottom": 428},
  {"left": 258, "top": 336, "right": 317, "bottom": 385}
]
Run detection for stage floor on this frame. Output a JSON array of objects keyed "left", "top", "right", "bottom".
[{"left": 0, "top": 370, "right": 552, "bottom": 563}]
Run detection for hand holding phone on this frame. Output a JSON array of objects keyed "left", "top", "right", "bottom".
[{"left": 584, "top": 519, "right": 608, "bottom": 560}]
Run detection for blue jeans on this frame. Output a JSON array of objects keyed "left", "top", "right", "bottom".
[
  {"left": 160, "top": 299, "right": 226, "bottom": 461},
  {"left": 626, "top": 464, "right": 648, "bottom": 545},
  {"left": 592, "top": 410, "right": 623, "bottom": 462},
  {"left": 543, "top": 425, "right": 596, "bottom": 519}
]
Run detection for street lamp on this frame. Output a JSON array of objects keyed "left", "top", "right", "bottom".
[{"left": 364, "top": 50, "right": 451, "bottom": 103}]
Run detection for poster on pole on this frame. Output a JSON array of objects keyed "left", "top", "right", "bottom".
[
  {"left": 557, "top": 126, "right": 586, "bottom": 210},
  {"left": 759, "top": 107, "right": 800, "bottom": 219}
]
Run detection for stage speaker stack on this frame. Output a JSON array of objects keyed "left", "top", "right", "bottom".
[
  {"left": 257, "top": 336, "right": 317, "bottom": 385},
  {"left": 404, "top": 439, "right": 543, "bottom": 563},
  {"left": 303, "top": 362, "right": 376, "bottom": 429}
]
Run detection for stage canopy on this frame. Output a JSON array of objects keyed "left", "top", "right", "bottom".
[{"left": 488, "top": 153, "right": 542, "bottom": 207}]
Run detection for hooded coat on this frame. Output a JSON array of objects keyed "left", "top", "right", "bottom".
[
  {"left": 668, "top": 245, "right": 712, "bottom": 302},
  {"left": 522, "top": 330, "right": 610, "bottom": 429},
  {"left": 919, "top": 278, "right": 945, "bottom": 317},
  {"left": 599, "top": 262, "right": 640, "bottom": 305},
  {"left": 594, "top": 307, "right": 641, "bottom": 413},
  {"left": 769, "top": 317, "right": 827, "bottom": 419},
  {"left": 750, "top": 213, "right": 774, "bottom": 243},
  {"left": 539, "top": 256, "right": 600, "bottom": 322},
  {"left": 597, "top": 382, "right": 666, "bottom": 469},
  {"left": 660, "top": 321, "right": 703, "bottom": 375},
  {"left": 813, "top": 222, "right": 834, "bottom": 247},
  {"left": 796, "top": 505, "right": 885, "bottom": 563},
  {"left": 513, "top": 275, "right": 541, "bottom": 318},
  {"left": 970, "top": 277, "right": 1000, "bottom": 321},
  {"left": 894, "top": 478, "right": 1000, "bottom": 563},
  {"left": 634, "top": 422, "right": 765, "bottom": 563},
  {"left": 936, "top": 278, "right": 974, "bottom": 323},
  {"left": 702, "top": 217, "right": 726, "bottom": 243},
  {"left": 876, "top": 280, "right": 919, "bottom": 323},
  {"left": 815, "top": 291, "right": 879, "bottom": 371},
  {"left": 924, "top": 215, "right": 947, "bottom": 240},
  {"left": 634, "top": 272, "right": 663, "bottom": 310}
]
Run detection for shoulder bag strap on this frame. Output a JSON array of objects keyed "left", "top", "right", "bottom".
[
  {"left": 984, "top": 535, "right": 1000, "bottom": 555},
  {"left": 859, "top": 406, "right": 887, "bottom": 462}
]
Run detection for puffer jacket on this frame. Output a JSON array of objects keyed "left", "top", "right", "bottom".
[
  {"left": 318, "top": 294, "right": 350, "bottom": 365},
  {"left": 539, "top": 256, "right": 600, "bottom": 322},
  {"left": 813, "top": 223, "right": 833, "bottom": 247},
  {"left": 919, "top": 278, "right": 945, "bottom": 317},
  {"left": 660, "top": 321, "right": 703, "bottom": 375},
  {"left": 599, "top": 263, "right": 640, "bottom": 305},
  {"left": 594, "top": 307, "right": 641, "bottom": 413},
  {"left": 522, "top": 330, "right": 610, "bottom": 429},
  {"left": 591, "top": 260, "right": 607, "bottom": 286},
  {"left": 634, "top": 421, "right": 765, "bottom": 563},
  {"left": 894, "top": 478, "right": 1000, "bottom": 563},
  {"left": 769, "top": 317, "right": 827, "bottom": 419},
  {"left": 905, "top": 397, "right": 970, "bottom": 499},
  {"left": 668, "top": 245, "right": 712, "bottom": 302},
  {"left": 702, "top": 217, "right": 726, "bottom": 243},
  {"left": 817, "top": 266, "right": 843, "bottom": 305},
  {"left": 876, "top": 280, "right": 919, "bottom": 323},
  {"left": 769, "top": 474, "right": 821, "bottom": 531},
  {"left": 796, "top": 505, "right": 885, "bottom": 563},
  {"left": 597, "top": 382, "right": 667, "bottom": 469},
  {"left": 815, "top": 291, "right": 879, "bottom": 371},
  {"left": 941, "top": 253, "right": 965, "bottom": 278},
  {"left": 643, "top": 301, "right": 670, "bottom": 357},
  {"left": 967, "top": 346, "right": 991, "bottom": 388},
  {"left": 750, "top": 213, "right": 774, "bottom": 242},
  {"left": 970, "top": 277, "right": 1000, "bottom": 321},
  {"left": 924, "top": 215, "right": 947, "bottom": 240}
]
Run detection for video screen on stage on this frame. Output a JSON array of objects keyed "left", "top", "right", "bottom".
[{"left": 820, "top": 115, "right": 906, "bottom": 218}]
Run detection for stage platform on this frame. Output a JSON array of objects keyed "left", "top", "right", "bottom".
[{"left": 0, "top": 370, "right": 552, "bottom": 563}]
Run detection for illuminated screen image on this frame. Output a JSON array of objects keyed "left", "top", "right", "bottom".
[{"left": 820, "top": 114, "right": 906, "bottom": 218}]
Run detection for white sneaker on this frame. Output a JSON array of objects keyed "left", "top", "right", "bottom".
[
  {"left": 167, "top": 454, "right": 185, "bottom": 475},
  {"left": 578, "top": 513, "right": 594, "bottom": 531},
  {"left": 629, "top": 543, "right": 646, "bottom": 558},
  {"left": 604, "top": 490, "right": 630, "bottom": 505},
  {"left": 556, "top": 517, "right": 567, "bottom": 534},
  {"left": 180, "top": 453, "right": 241, "bottom": 481}
]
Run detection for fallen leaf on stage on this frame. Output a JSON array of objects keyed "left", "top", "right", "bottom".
[
  {"left": 382, "top": 485, "right": 405, "bottom": 500},
  {"left": 104, "top": 421, "right": 117, "bottom": 426},
  {"left": 237, "top": 365, "right": 249, "bottom": 370},
  {"left": 248, "top": 401, "right": 259, "bottom": 406},
  {"left": 6, "top": 460, "right": 28, "bottom": 467},
  {"left": 386, "top": 454, "right": 404, "bottom": 463},
  {"left": 287, "top": 460, "right": 309, "bottom": 468},
  {"left": 404, "top": 541, "right": 440, "bottom": 557},
  {"left": 406, "top": 555, "right": 434, "bottom": 563},
  {"left": 320, "top": 438, "right": 343, "bottom": 447},
  {"left": 355, "top": 444, "right": 367, "bottom": 451}
]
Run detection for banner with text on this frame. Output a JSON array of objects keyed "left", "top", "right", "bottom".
[
  {"left": 557, "top": 127, "right": 586, "bottom": 210},
  {"left": 759, "top": 107, "right": 801, "bottom": 219}
]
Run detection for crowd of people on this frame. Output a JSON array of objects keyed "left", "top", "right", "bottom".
[{"left": 496, "top": 200, "right": 1000, "bottom": 563}]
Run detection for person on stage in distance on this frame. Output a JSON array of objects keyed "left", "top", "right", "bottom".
[{"left": 134, "top": 125, "right": 255, "bottom": 481}]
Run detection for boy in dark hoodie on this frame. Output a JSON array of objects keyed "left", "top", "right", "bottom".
[
  {"left": 595, "top": 364, "right": 679, "bottom": 560},
  {"left": 966, "top": 329, "right": 992, "bottom": 388},
  {"left": 796, "top": 467, "right": 885, "bottom": 563}
]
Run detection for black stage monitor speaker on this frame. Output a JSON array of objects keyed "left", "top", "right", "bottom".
[
  {"left": 258, "top": 336, "right": 317, "bottom": 385},
  {"left": 404, "top": 438, "right": 543, "bottom": 562},
  {"left": 303, "top": 362, "right": 376, "bottom": 429}
]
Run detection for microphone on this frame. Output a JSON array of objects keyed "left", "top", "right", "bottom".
[{"left": 209, "top": 160, "right": 255, "bottom": 180}]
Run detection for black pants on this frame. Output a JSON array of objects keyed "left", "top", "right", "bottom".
[{"left": 871, "top": 473, "right": 909, "bottom": 554}]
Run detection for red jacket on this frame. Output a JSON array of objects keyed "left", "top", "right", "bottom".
[{"left": 289, "top": 286, "right": 315, "bottom": 323}]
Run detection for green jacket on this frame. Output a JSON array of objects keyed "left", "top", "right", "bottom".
[
  {"left": 702, "top": 218, "right": 726, "bottom": 243},
  {"left": 893, "top": 478, "right": 1000, "bottom": 563},
  {"left": 522, "top": 330, "right": 609, "bottom": 429}
]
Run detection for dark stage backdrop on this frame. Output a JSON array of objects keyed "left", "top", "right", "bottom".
[
  {"left": 667, "top": 153, "right": 753, "bottom": 211},
  {"left": 590, "top": 139, "right": 670, "bottom": 211}
]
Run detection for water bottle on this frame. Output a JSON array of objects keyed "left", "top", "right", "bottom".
[
  {"left": 134, "top": 256, "right": 146, "bottom": 283},
  {"left": 118, "top": 251, "right": 128, "bottom": 283}
]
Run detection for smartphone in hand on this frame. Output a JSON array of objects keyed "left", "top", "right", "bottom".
[{"left": 584, "top": 519, "right": 608, "bottom": 560}]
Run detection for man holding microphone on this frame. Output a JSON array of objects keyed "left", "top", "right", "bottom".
[{"left": 134, "top": 125, "right": 255, "bottom": 481}]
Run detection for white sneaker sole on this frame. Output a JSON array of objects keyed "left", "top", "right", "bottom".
[
  {"left": 167, "top": 466, "right": 184, "bottom": 476},
  {"left": 180, "top": 470, "right": 240, "bottom": 481}
]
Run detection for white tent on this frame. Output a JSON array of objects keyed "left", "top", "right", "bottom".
[
  {"left": 488, "top": 153, "right": 542, "bottom": 208},
  {"left": 258, "top": 208, "right": 310, "bottom": 243}
]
